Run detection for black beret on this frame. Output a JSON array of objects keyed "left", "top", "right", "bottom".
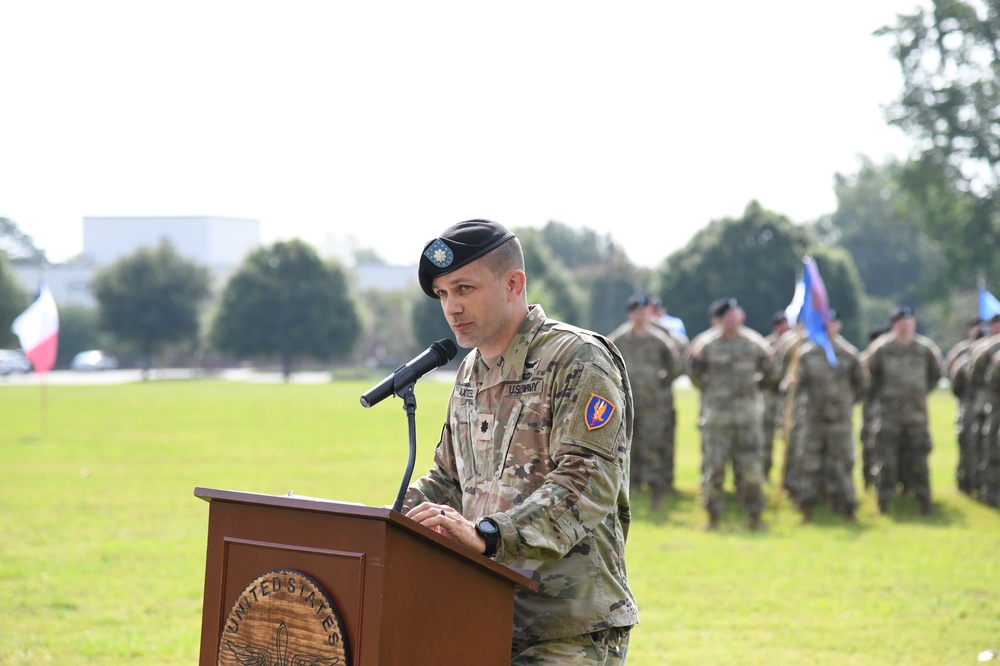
[
  {"left": 708, "top": 297, "right": 739, "bottom": 319},
  {"left": 626, "top": 293, "right": 651, "bottom": 311},
  {"left": 771, "top": 310, "right": 788, "bottom": 325},
  {"left": 828, "top": 308, "right": 840, "bottom": 321},
  {"left": 890, "top": 305, "right": 915, "bottom": 323},
  {"left": 418, "top": 219, "right": 516, "bottom": 298}
]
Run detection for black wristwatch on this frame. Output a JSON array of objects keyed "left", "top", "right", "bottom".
[{"left": 475, "top": 517, "right": 500, "bottom": 558}]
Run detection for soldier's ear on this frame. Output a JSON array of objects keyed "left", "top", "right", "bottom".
[{"left": 505, "top": 269, "right": 526, "bottom": 301}]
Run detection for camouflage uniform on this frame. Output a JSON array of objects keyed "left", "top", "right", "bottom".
[
  {"left": 792, "top": 335, "right": 866, "bottom": 516},
  {"left": 762, "top": 329, "right": 788, "bottom": 481},
  {"left": 773, "top": 327, "right": 807, "bottom": 493},
  {"left": 610, "top": 320, "right": 684, "bottom": 500},
  {"left": 404, "top": 305, "right": 639, "bottom": 656},
  {"left": 864, "top": 331, "right": 943, "bottom": 512},
  {"left": 688, "top": 327, "right": 777, "bottom": 523},
  {"left": 984, "top": 350, "right": 1000, "bottom": 506},
  {"left": 967, "top": 334, "right": 1000, "bottom": 505},
  {"left": 945, "top": 335, "right": 982, "bottom": 494}
]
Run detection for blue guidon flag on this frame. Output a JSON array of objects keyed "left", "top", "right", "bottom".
[
  {"left": 585, "top": 393, "right": 616, "bottom": 431},
  {"left": 423, "top": 239, "right": 454, "bottom": 268}
]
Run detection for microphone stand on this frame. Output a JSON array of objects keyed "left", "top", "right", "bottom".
[{"left": 391, "top": 382, "right": 419, "bottom": 513}]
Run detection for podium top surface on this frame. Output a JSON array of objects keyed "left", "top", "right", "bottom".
[{"left": 195, "top": 486, "right": 538, "bottom": 591}]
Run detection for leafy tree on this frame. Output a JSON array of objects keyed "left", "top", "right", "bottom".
[
  {"left": 210, "top": 239, "right": 361, "bottom": 380},
  {"left": 516, "top": 228, "right": 587, "bottom": 327},
  {"left": 0, "top": 217, "right": 48, "bottom": 264},
  {"left": 55, "top": 304, "right": 110, "bottom": 369},
  {"left": 656, "top": 201, "right": 811, "bottom": 338},
  {"left": 537, "top": 220, "right": 619, "bottom": 268},
  {"left": 410, "top": 291, "right": 457, "bottom": 358},
  {"left": 816, "top": 157, "right": 940, "bottom": 303},
  {"left": 579, "top": 250, "right": 649, "bottom": 335},
  {"left": 354, "top": 287, "right": 419, "bottom": 367},
  {"left": 90, "top": 240, "right": 212, "bottom": 377},
  {"left": 877, "top": 0, "right": 1000, "bottom": 283},
  {"left": 0, "top": 251, "right": 30, "bottom": 348}
]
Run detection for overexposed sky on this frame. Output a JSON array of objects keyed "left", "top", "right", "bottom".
[{"left": 0, "top": 1, "right": 921, "bottom": 269}]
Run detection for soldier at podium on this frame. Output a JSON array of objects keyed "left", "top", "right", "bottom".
[{"left": 403, "top": 220, "right": 639, "bottom": 665}]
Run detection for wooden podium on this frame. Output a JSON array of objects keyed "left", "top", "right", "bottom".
[{"left": 195, "top": 487, "right": 537, "bottom": 665}]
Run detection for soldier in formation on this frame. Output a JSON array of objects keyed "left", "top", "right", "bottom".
[
  {"left": 863, "top": 306, "right": 944, "bottom": 516},
  {"left": 944, "top": 317, "right": 986, "bottom": 495},
  {"left": 688, "top": 298, "right": 777, "bottom": 530},
  {"left": 782, "top": 310, "right": 866, "bottom": 522},
  {"left": 610, "top": 293, "right": 686, "bottom": 509},
  {"left": 961, "top": 313, "right": 1000, "bottom": 506}
]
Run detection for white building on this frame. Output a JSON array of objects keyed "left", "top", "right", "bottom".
[
  {"left": 13, "top": 216, "right": 260, "bottom": 306},
  {"left": 81, "top": 216, "right": 259, "bottom": 271}
]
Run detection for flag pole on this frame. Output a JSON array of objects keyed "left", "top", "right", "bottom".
[
  {"left": 40, "top": 376, "right": 49, "bottom": 439},
  {"left": 774, "top": 323, "right": 804, "bottom": 514}
]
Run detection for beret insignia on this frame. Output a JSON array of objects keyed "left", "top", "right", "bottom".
[{"left": 423, "top": 239, "right": 454, "bottom": 268}]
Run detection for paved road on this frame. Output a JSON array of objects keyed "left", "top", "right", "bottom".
[{"left": 0, "top": 368, "right": 336, "bottom": 385}]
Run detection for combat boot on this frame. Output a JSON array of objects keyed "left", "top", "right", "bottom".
[
  {"left": 878, "top": 499, "right": 890, "bottom": 515},
  {"left": 749, "top": 512, "right": 764, "bottom": 531},
  {"left": 650, "top": 487, "right": 666, "bottom": 510},
  {"left": 918, "top": 497, "right": 933, "bottom": 515},
  {"left": 800, "top": 503, "right": 814, "bottom": 524},
  {"left": 704, "top": 511, "right": 720, "bottom": 531}
]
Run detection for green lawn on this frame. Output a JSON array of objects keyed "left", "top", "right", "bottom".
[{"left": 1, "top": 380, "right": 998, "bottom": 664}]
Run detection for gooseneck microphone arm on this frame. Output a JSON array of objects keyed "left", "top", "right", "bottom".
[
  {"left": 358, "top": 339, "right": 458, "bottom": 512},
  {"left": 392, "top": 384, "right": 419, "bottom": 513}
]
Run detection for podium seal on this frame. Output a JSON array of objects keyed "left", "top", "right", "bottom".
[{"left": 217, "top": 569, "right": 350, "bottom": 665}]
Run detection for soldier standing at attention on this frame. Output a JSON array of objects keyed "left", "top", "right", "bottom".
[
  {"left": 763, "top": 311, "right": 791, "bottom": 482},
  {"left": 782, "top": 310, "right": 866, "bottom": 523},
  {"left": 966, "top": 313, "right": 1000, "bottom": 505},
  {"left": 403, "top": 220, "right": 638, "bottom": 664},
  {"left": 944, "top": 317, "right": 986, "bottom": 495},
  {"left": 688, "top": 297, "right": 777, "bottom": 530},
  {"left": 864, "top": 306, "right": 943, "bottom": 516},
  {"left": 858, "top": 323, "right": 890, "bottom": 490},
  {"left": 609, "top": 293, "right": 684, "bottom": 508}
]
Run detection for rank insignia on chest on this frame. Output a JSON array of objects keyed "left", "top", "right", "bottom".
[{"left": 584, "top": 393, "right": 616, "bottom": 431}]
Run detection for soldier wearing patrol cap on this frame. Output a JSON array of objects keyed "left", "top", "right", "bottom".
[{"left": 404, "top": 219, "right": 638, "bottom": 664}]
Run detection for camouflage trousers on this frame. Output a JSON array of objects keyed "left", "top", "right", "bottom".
[
  {"left": 630, "top": 399, "right": 675, "bottom": 492},
  {"left": 873, "top": 419, "right": 932, "bottom": 503},
  {"left": 511, "top": 627, "right": 630, "bottom": 665},
  {"left": 980, "top": 411, "right": 1000, "bottom": 505},
  {"left": 793, "top": 418, "right": 857, "bottom": 513},
  {"left": 762, "top": 389, "right": 785, "bottom": 480},
  {"left": 700, "top": 423, "right": 765, "bottom": 516},
  {"left": 955, "top": 402, "right": 978, "bottom": 493}
]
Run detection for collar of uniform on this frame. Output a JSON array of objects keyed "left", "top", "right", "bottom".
[{"left": 474, "top": 304, "right": 546, "bottom": 389}]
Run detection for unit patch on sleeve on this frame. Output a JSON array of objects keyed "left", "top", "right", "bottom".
[{"left": 584, "top": 393, "right": 616, "bottom": 431}]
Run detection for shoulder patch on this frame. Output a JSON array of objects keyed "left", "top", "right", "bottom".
[{"left": 585, "top": 393, "right": 616, "bottom": 431}]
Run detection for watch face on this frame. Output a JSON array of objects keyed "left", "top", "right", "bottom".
[{"left": 478, "top": 519, "right": 498, "bottom": 535}]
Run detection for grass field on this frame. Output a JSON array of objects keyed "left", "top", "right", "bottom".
[{"left": 1, "top": 378, "right": 998, "bottom": 665}]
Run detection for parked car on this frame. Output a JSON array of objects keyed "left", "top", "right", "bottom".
[
  {"left": 0, "top": 349, "right": 33, "bottom": 375},
  {"left": 70, "top": 350, "right": 119, "bottom": 371}
]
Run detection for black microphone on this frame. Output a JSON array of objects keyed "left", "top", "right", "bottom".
[{"left": 360, "top": 339, "right": 458, "bottom": 408}]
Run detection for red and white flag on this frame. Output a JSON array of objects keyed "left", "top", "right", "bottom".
[{"left": 12, "top": 283, "right": 59, "bottom": 374}]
